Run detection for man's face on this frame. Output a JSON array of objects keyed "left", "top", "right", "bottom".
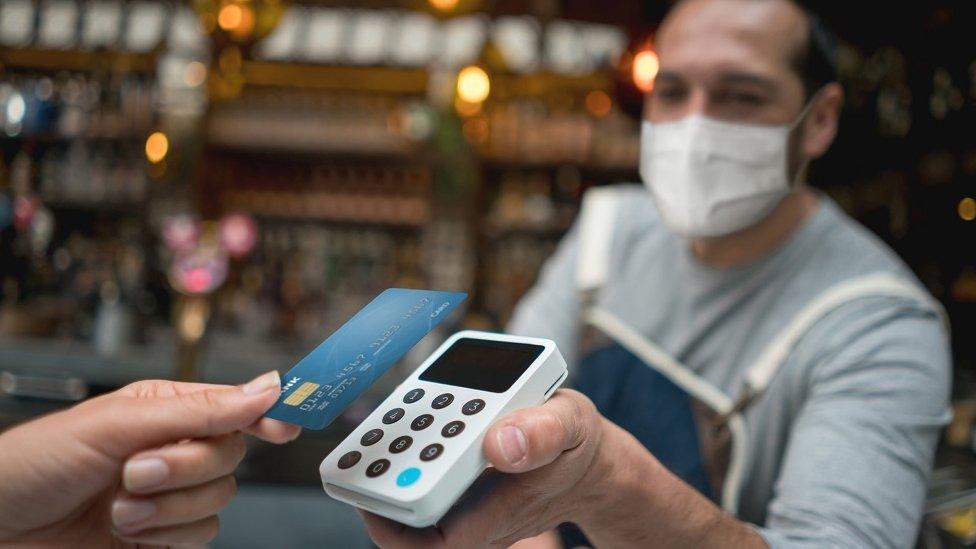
[{"left": 646, "top": 0, "right": 809, "bottom": 126}]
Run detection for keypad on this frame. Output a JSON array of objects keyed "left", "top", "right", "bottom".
[
  {"left": 441, "top": 420, "right": 465, "bottom": 438},
  {"left": 366, "top": 459, "right": 391, "bottom": 478},
  {"left": 420, "top": 443, "right": 444, "bottom": 462},
  {"left": 346, "top": 387, "right": 487, "bottom": 482},
  {"left": 389, "top": 435, "right": 413, "bottom": 454},
  {"left": 361, "top": 428, "right": 384, "bottom": 446},
  {"left": 431, "top": 393, "right": 454, "bottom": 409},
  {"left": 403, "top": 388, "right": 425, "bottom": 403},
  {"left": 462, "top": 399, "right": 485, "bottom": 415},
  {"left": 337, "top": 451, "right": 361, "bottom": 470},
  {"left": 411, "top": 414, "right": 434, "bottom": 431},
  {"left": 382, "top": 408, "right": 405, "bottom": 424}
]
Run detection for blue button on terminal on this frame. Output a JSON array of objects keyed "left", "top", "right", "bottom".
[{"left": 396, "top": 467, "right": 421, "bottom": 487}]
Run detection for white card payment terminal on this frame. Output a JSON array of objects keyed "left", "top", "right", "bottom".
[{"left": 320, "top": 330, "right": 569, "bottom": 527}]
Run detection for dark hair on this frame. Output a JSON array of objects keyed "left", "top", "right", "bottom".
[
  {"left": 657, "top": 0, "right": 840, "bottom": 98},
  {"left": 794, "top": 6, "right": 839, "bottom": 98}
]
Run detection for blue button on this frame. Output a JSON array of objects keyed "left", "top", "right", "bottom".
[{"left": 396, "top": 467, "right": 421, "bottom": 487}]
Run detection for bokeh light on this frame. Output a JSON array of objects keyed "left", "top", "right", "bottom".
[
  {"left": 145, "top": 131, "right": 169, "bottom": 164},
  {"left": 959, "top": 197, "right": 976, "bottom": 221},
  {"left": 585, "top": 90, "right": 613, "bottom": 117},
  {"left": 217, "top": 4, "right": 243, "bottom": 31},
  {"left": 429, "top": 0, "right": 460, "bottom": 11},
  {"left": 183, "top": 61, "right": 207, "bottom": 87},
  {"left": 632, "top": 49, "right": 660, "bottom": 93},
  {"left": 457, "top": 65, "right": 490, "bottom": 104}
]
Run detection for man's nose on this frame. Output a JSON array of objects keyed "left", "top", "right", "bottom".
[{"left": 680, "top": 88, "right": 710, "bottom": 119}]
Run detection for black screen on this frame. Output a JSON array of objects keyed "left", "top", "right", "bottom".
[{"left": 419, "top": 338, "right": 545, "bottom": 393}]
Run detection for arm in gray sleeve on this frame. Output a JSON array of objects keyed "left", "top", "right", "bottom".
[
  {"left": 506, "top": 224, "right": 582, "bottom": 370},
  {"left": 757, "top": 303, "right": 952, "bottom": 548}
]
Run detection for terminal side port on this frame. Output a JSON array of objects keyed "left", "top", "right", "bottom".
[
  {"left": 544, "top": 370, "right": 568, "bottom": 398},
  {"left": 325, "top": 483, "right": 415, "bottom": 516}
]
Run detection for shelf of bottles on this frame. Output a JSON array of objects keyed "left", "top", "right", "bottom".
[
  {"left": 460, "top": 87, "right": 639, "bottom": 326},
  {"left": 197, "top": 81, "right": 471, "bottom": 348},
  {"left": 201, "top": 154, "right": 440, "bottom": 341},
  {"left": 0, "top": 59, "right": 163, "bottom": 362}
]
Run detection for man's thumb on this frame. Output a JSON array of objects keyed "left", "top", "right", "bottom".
[{"left": 79, "top": 371, "right": 282, "bottom": 459}]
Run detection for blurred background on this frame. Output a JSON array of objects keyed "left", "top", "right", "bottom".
[{"left": 0, "top": 0, "right": 973, "bottom": 546}]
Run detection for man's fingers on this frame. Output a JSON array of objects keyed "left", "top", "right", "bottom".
[
  {"left": 243, "top": 417, "right": 302, "bottom": 444},
  {"left": 483, "top": 389, "right": 597, "bottom": 473},
  {"left": 358, "top": 510, "right": 443, "bottom": 548},
  {"left": 121, "top": 433, "right": 247, "bottom": 494},
  {"left": 78, "top": 371, "right": 281, "bottom": 459},
  {"left": 115, "top": 515, "right": 220, "bottom": 546},
  {"left": 113, "top": 476, "right": 237, "bottom": 534}
]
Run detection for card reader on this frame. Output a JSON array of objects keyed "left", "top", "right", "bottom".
[{"left": 319, "top": 330, "right": 569, "bottom": 527}]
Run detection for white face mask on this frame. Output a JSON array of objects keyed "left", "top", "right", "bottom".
[{"left": 639, "top": 103, "right": 813, "bottom": 238}]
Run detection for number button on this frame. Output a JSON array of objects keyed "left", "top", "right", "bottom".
[
  {"left": 441, "top": 420, "right": 465, "bottom": 438},
  {"left": 365, "top": 459, "right": 391, "bottom": 478},
  {"left": 420, "top": 443, "right": 444, "bottom": 462},
  {"left": 337, "top": 451, "right": 361, "bottom": 470},
  {"left": 411, "top": 414, "right": 434, "bottom": 431},
  {"left": 360, "top": 428, "right": 384, "bottom": 446},
  {"left": 382, "top": 408, "right": 405, "bottom": 424},
  {"left": 431, "top": 393, "right": 454, "bottom": 409},
  {"left": 461, "top": 399, "right": 485, "bottom": 415},
  {"left": 389, "top": 435, "right": 413, "bottom": 454},
  {"left": 403, "top": 388, "right": 425, "bottom": 404}
]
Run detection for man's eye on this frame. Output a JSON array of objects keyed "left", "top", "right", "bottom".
[
  {"left": 655, "top": 88, "right": 686, "bottom": 102},
  {"left": 718, "top": 91, "right": 764, "bottom": 105}
]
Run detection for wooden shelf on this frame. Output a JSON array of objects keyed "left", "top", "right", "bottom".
[
  {"left": 481, "top": 156, "right": 638, "bottom": 177},
  {"left": 222, "top": 191, "right": 430, "bottom": 229},
  {"left": 0, "top": 47, "right": 157, "bottom": 74},
  {"left": 482, "top": 221, "right": 572, "bottom": 239},
  {"left": 242, "top": 61, "right": 429, "bottom": 95},
  {"left": 206, "top": 107, "right": 417, "bottom": 159}
]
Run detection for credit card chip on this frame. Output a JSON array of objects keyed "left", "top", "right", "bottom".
[{"left": 283, "top": 382, "right": 320, "bottom": 406}]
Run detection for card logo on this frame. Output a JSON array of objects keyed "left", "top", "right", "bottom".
[{"left": 281, "top": 376, "right": 301, "bottom": 393}]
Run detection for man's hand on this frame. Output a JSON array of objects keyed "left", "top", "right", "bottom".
[
  {"left": 360, "top": 389, "right": 766, "bottom": 549},
  {"left": 360, "top": 389, "right": 615, "bottom": 548},
  {"left": 0, "top": 370, "right": 301, "bottom": 547}
]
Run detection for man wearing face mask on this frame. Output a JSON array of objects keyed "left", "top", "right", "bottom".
[{"left": 357, "top": 0, "right": 952, "bottom": 547}]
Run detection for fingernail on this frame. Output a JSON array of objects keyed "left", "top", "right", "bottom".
[
  {"left": 112, "top": 498, "right": 156, "bottom": 528},
  {"left": 497, "top": 426, "right": 528, "bottom": 466},
  {"left": 242, "top": 370, "right": 280, "bottom": 396},
  {"left": 123, "top": 457, "right": 169, "bottom": 491}
]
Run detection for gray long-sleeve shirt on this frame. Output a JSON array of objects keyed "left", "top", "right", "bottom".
[{"left": 507, "top": 185, "right": 952, "bottom": 548}]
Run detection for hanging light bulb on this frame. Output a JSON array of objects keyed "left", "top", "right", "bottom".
[
  {"left": 429, "top": 0, "right": 460, "bottom": 10},
  {"left": 632, "top": 49, "right": 659, "bottom": 93}
]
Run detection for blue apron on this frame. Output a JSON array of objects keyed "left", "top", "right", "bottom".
[{"left": 557, "top": 323, "right": 728, "bottom": 548}]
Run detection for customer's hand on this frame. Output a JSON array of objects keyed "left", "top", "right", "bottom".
[
  {"left": 359, "top": 389, "right": 620, "bottom": 548},
  {"left": 0, "top": 370, "right": 300, "bottom": 547}
]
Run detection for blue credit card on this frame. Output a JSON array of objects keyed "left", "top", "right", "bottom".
[{"left": 265, "top": 288, "right": 467, "bottom": 429}]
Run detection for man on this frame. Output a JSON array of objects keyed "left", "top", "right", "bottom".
[{"left": 360, "top": 0, "right": 951, "bottom": 547}]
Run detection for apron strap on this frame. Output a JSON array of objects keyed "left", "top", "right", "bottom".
[
  {"left": 584, "top": 308, "right": 736, "bottom": 414},
  {"left": 717, "top": 272, "right": 948, "bottom": 423},
  {"left": 584, "top": 307, "right": 749, "bottom": 514},
  {"left": 575, "top": 186, "right": 621, "bottom": 307},
  {"left": 583, "top": 271, "right": 946, "bottom": 516}
]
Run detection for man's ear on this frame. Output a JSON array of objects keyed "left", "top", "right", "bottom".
[{"left": 800, "top": 82, "right": 844, "bottom": 160}]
